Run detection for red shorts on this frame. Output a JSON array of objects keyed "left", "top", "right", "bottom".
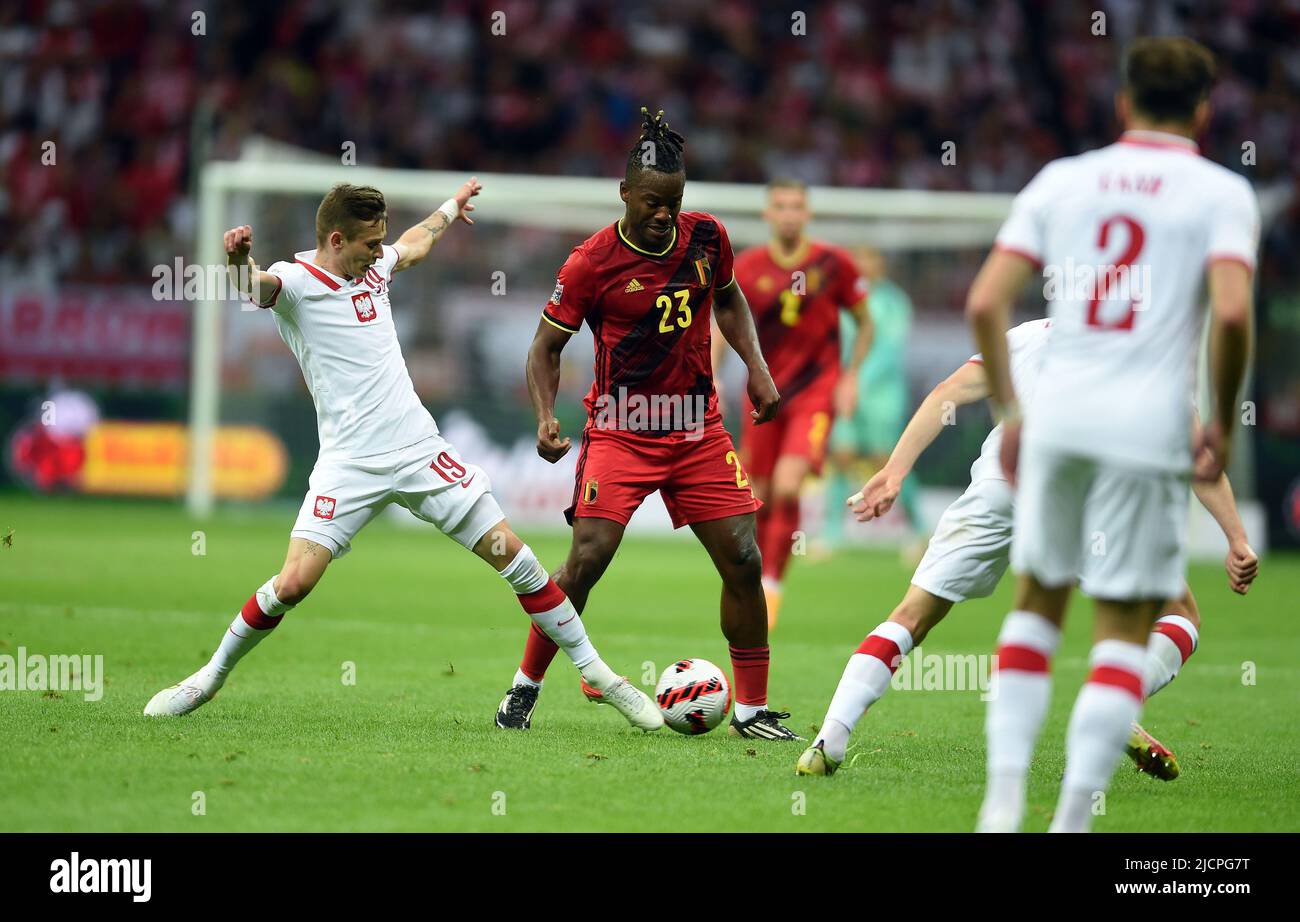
[
  {"left": 567, "top": 423, "right": 761, "bottom": 529},
  {"left": 740, "top": 383, "right": 834, "bottom": 480}
]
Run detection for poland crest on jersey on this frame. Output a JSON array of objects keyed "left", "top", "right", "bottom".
[
  {"left": 352, "top": 291, "right": 377, "bottom": 323},
  {"left": 314, "top": 495, "right": 336, "bottom": 519}
]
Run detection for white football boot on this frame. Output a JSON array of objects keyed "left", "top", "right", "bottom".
[
  {"left": 143, "top": 667, "right": 223, "bottom": 717},
  {"left": 599, "top": 677, "right": 664, "bottom": 732}
]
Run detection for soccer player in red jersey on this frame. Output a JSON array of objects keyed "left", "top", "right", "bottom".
[
  {"left": 719, "top": 179, "right": 874, "bottom": 627},
  {"left": 493, "top": 109, "right": 802, "bottom": 740}
]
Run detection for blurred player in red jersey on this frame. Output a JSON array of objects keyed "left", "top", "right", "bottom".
[
  {"left": 493, "top": 108, "right": 802, "bottom": 740},
  {"left": 716, "top": 179, "right": 874, "bottom": 627}
]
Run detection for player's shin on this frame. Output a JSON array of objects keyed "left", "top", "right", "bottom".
[
  {"left": 207, "top": 576, "right": 293, "bottom": 688},
  {"left": 501, "top": 544, "right": 615, "bottom": 690},
  {"left": 1143, "top": 614, "right": 1198, "bottom": 698},
  {"left": 817, "top": 622, "right": 914, "bottom": 762},
  {"left": 1050, "top": 640, "right": 1147, "bottom": 833},
  {"left": 978, "top": 610, "right": 1061, "bottom": 832}
]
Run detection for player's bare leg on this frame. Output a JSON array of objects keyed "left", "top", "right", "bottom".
[
  {"left": 493, "top": 516, "right": 661, "bottom": 729},
  {"left": 1127, "top": 586, "right": 1200, "bottom": 780},
  {"left": 799, "top": 585, "right": 954, "bottom": 775},
  {"left": 690, "top": 513, "right": 801, "bottom": 740},
  {"left": 1048, "top": 597, "right": 1162, "bottom": 832},
  {"left": 757, "top": 454, "right": 811, "bottom": 629},
  {"left": 976, "top": 574, "right": 1069, "bottom": 832},
  {"left": 144, "top": 538, "right": 331, "bottom": 716}
]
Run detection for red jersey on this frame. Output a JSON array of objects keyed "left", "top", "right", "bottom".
[
  {"left": 733, "top": 240, "right": 867, "bottom": 401},
  {"left": 542, "top": 212, "right": 735, "bottom": 434}
]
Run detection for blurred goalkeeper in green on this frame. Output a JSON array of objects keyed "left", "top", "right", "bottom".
[{"left": 823, "top": 247, "right": 921, "bottom": 550}]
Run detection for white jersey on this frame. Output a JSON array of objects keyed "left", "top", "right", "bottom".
[
  {"left": 263, "top": 245, "right": 438, "bottom": 459},
  {"left": 968, "top": 318, "right": 1051, "bottom": 483},
  {"left": 995, "top": 129, "right": 1259, "bottom": 472}
]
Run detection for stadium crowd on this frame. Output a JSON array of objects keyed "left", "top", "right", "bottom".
[{"left": 2, "top": 0, "right": 1296, "bottom": 290}]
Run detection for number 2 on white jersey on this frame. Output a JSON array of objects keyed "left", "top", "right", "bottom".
[{"left": 1087, "top": 214, "right": 1145, "bottom": 331}]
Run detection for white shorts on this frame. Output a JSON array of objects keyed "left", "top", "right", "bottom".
[
  {"left": 1011, "top": 440, "right": 1190, "bottom": 600},
  {"left": 290, "top": 434, "right": 503, "bottom": 558},
  {"left": 912, "top": 478, "right": 1014, "bottom": 603}
]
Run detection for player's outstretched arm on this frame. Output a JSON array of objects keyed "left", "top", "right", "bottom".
[
  {"left": 965, "top": 249, "right": 1035, "bottom": 482},
  {"left": 1196, "top": 259, "right": 1254, "bottom": 481},
  {"left": 392, "top": 177, "right": 482, "bottom": 273},
  {"left": 713, "top": 279, "right": 779, "bottom": 424},
  {"left": 527, "top": 319, "right": 573, "bottom": 463},
  {"left": 850, "top": 360, "right": 987, "bottom": 521},
  {"left": 223, "top": 224, "right": 281, "bottom": 308}
]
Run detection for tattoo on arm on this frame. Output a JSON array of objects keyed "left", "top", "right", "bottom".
[{"left": 419, "top": 214, "right": 451, "bottom": 237}]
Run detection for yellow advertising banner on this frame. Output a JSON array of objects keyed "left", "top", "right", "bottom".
[{"left": 80, "top": 423, "right": 288, "bottom": 499}]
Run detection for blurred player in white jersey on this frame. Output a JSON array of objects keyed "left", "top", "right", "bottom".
[
  {"left": 795, "top": 318, "right": 1257, "bottom": 780},
  {"left": 144, "top": 179, "right": 662, "bottom": 732},
  {"left": 966, "top": 37, "right": 1257, "bottom": 831}
]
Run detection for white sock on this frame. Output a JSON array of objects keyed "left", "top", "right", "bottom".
[
  {"left": 1144, "top": 614, "right": 1198, "bottom": 698},
  {"left": 502, "top": 545, "right": 614, "bottom": 690},
  {"left": 513, "top": 668, "right": 542, "bottom": 689},
  {"left": 818, "top": 621, "right": 914, "bottom": 762},
  {"left": 735, "top": 702, "right": 765, "bottom": 722},
  {"left": 205, "top": 576, "right": 291, "bottom": 687},
  {"left": 977, "top": 610, "right": 1061, "bottom": 832},
  {"left": 1049, "top": 639, "right": 1146, "bottom": 833},
  {"left": 816, "top": 719, "right": 851, "bottom": 760}
]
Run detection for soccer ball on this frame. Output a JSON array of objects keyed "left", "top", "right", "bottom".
[{"left": 654, "top": 659, "right": 732, "bottom": 735}]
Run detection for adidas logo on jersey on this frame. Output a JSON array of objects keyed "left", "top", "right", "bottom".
[{"left": 624, "top": 278, "right": 645, "bottom": 293}]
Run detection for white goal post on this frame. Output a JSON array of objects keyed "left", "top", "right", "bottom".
[{"left": 187, "top": 159, "right": 1016, "bottom": 517}]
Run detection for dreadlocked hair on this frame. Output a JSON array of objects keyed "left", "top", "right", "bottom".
[{"left": 625, "top": 106, "right": 685, "bottom": 180}]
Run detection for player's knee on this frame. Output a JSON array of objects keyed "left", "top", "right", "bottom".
[{"left": 721, "top": 535, "right": 763, "bottom": 587}]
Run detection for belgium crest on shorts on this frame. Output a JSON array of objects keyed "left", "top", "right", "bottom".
[{"left": 582, "top": 479, "right": 599, "bottom": 504}]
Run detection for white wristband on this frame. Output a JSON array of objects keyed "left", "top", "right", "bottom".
[{"left": 436, "top": 198, "right": 459, "bottom": 224}]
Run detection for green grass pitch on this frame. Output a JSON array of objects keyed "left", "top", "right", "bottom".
[{"left": 2, "top": 495, "right": 1296, "bottom": 832}]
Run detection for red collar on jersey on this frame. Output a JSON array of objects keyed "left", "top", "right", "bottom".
[
  {"left": 296, "top": 257, "right": 348, "bottom": 290},
  {"left": 1117, "top": 130, "right": 1200, "bottom": 155}
]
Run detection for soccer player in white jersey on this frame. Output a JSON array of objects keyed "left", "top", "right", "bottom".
[
  {"left": 144, "top": 179, "right": 663, "bottom": 732},
  {"left": 966, "top": 37, "right": 1257, "bottom": 832},
  {"left": 795, "top": 318, "right": 1258, "bottom": 780}
]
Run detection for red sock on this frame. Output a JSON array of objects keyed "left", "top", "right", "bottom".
[
  {"left": 519, "top": 622, "right": 560, "bottom": 683},
  {"left": 729, "top": 644, "right": 770, "bottom": 706},
  {"left": 759, "top": 498, "right": 799, "bottom": 582}
]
